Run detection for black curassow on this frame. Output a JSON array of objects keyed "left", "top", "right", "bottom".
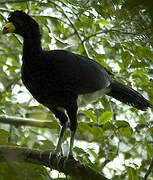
[{"left": 2, "top": 11, "right": 152, "bottom": 159}]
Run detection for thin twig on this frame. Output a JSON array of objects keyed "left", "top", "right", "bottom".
[
  {"left": 32, "top": 14, "right": 68, "bottom": 25},
  {"left": 5, "top": 76, "right": 20, "bottom": 91},
  {"left": 143, "top": 158, "right": 153, "bottom": 180},
  {"left": 47, "top": 0, "right": 89, "bottom": 57},
  {"left": 83, "top": 29, "right": 142, "bottom": 43},
  {"left": 0, "top": 0, "right": 36, "bottom": 4},
  {"left": 0, "top": 8, "right": 14, "bottom": 13}
]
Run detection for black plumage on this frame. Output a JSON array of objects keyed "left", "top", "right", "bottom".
[{"left": 2, "top": 10, "right": 152, "bottom": 158}]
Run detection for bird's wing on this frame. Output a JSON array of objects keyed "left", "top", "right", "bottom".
[{"left": 45, "top": 50, "right": 111, "bottom": 94}]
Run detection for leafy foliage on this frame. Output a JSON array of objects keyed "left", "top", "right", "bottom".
[{"left": 0, "top": 0, "right": 152, "bottom": 179}]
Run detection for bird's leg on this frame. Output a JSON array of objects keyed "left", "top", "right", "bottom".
[
  {"left": 65, "top": 101, "right": 78, "bottom": 160},
  {"left": 62, "top": 102, "right": 78, "bottom": 169},
  {"left": 49, "top": 107, "right": 68, "bottom": 168},
  {"left": 55, "top": 122, "right": 67, "bottom": 154},
  {"left": 49, "top": 122, "right": 67, "bottom": 168},
  {"left": 68, "top": 129, "right": 76, "bottom": 158}
]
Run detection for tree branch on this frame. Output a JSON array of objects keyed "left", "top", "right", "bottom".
[
  {"left": 0, "top": 146, "right": 109, "bottom": 180},
  {"left": 0, "top": 8, "right": 13, "bottom": 13},
  {"left": 0, "top": 0, "right": 36, "bottom": 4},
  {"left": 82, "top": 29, "right": 142, "bottom": 43},
  {"left": 0, "top": 115, "right": 58, "bottom": 129},
  {"left": 0, "top": 114, "right": 104, "bottom": 129},
  {"left": 47, "top": 0, "right": 89, "bottom": 57},
  {"left": 143, "top": 158, "right": 153, "bottom": 180}
]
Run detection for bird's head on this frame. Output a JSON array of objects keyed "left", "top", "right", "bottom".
[{"left": 2, "top": 10, "right": 40, "bottom": 38}]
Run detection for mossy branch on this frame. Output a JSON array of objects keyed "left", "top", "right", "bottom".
[{"left": 0, "top": 146, "right": 109, "bottom": 180}]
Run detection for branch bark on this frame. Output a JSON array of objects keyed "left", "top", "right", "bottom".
[
  {"left": 0, "top": 114, "right": 104, "bottom": 129},
  {"left": 0, "top": 115, "right": 57, "bottom": 128},
  {"left": 0, "top": 146, "right": 109, "bottom": 180}
]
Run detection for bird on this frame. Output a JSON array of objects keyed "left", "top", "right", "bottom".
[{"left": 2, "top": 10, "right": 152, "bottom": 160}]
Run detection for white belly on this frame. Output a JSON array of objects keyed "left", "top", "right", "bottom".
[{"left": 77, "top": 88, "right": 110, "bottom": 107}]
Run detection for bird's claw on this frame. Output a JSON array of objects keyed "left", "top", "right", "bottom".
[
  {"left": 49, "top": 150, "right": 62, "bottom": 169},
  {"left": 63, "top": 154, "right": 78, "bottom": 169}
]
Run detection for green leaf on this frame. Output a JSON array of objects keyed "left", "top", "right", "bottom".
[
  {"left": 115, "top": 120, "right": 133, "bottom": 138},
  {"left": 91, "top": 126, "right": 104, "bottom": 140},
  {"left": 120, "top": 127, "right": 133, "bottom": 138},
  {"left": 127, "top": 167, "right": 139, "bottom": 180},
  {"left": 146, "top": 144, "right": 153, "bottom": 156},
  {"left": 103, "top": 122, "right": 116, "bottom": 131},
  {"left": 74, "top": 146, "right": 87, "bottom": 154},
  {"left": 148, "top": 127, "right": 153, "bottom": 136},
  {"left": 88, "top": 148, "right": 98, "bottom": 159},
  {"left": 98, "top": 111, "right": 113, "bottom": 125},
  {"left": 121, "top": 50, "right": 132, "bottom": 68},
  {"left": 79, "top": 122, "right": 92, "bottom": 133},
  {"left": 102, "top": 39, "right": 111, "bottom": 47},
  {"left": 82, "top": 109, "right": 97, "bottom": 123},
  {"left": 115, "top": 120, "right": 130, "bottom": 128},
  {"left": 0, "top": 129, "right": 10, "bottom": 144},
  {"left": 96, "top": 19, "right": 109, "bottom": 26}
]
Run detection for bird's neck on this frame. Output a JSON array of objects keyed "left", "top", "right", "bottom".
[{"left": 23, "top": 36, "right": 42, "bottom": 60}]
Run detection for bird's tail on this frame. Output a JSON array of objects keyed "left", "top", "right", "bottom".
[{"left": 107, "top": 80, "right": 152, "bottom": 111}]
